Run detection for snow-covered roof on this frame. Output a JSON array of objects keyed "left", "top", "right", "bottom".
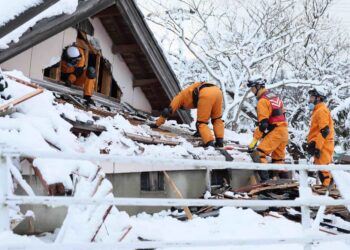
[
  {"left": 0, "top": 69, "right": 250, "bottom": 184},
  {"left": 1, "top": 70, "right": 350, "bottom": 249},
  {"left": 0, "top": 0, "right": 78, "bottom": 49},
  {"left": 0, "top": 0, "right": 192, "bottom": 124}
]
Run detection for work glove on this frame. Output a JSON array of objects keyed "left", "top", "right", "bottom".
[
  {"left": 305, "top": 141, "right": 321, "bottom": 158},
  {"left": 149, "top": 123, "right": 158, "bottom": 129},
  {"left": 64, "top": 80, "right": 72, "bottom": 87},
  {"left": 305, "top": 141, "right": 316, "bottom": 155},
  {"left": 161, "top": 107, "right": 172, "bottom": 118},
  {"left": 248, "top": 138, "right": 258, "bottom": 153},
  {"left": 314, "top": 148, "right": 320, "bottom": 159}
]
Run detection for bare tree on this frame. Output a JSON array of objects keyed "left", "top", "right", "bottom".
[{"left": 140, "top": 0, "right": 350, "bottom": 150}]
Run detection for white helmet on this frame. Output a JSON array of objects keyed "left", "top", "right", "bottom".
[
  {"left": 66, "top": 46, "right": 80, "bottom": 59},
  {"left": 308, "top": 86, "right": 327, "bottom": 99}
]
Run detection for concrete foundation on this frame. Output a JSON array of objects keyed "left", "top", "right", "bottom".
[{"left": 14, "top": 169, "right": 252, "bottom": 234}]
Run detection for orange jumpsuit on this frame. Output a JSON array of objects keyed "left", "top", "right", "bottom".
[
  {"left": 61, "top": 47, "right": 96, "bottom": 97},
  {"left": 254, "top": 89, "right": 289, "bottom": 164},
  {"left": 156, "top": 82, "right": 224, "bottom": 145},
  {"left": 307, "top": 102, "right": 334, "bottom": 186}
]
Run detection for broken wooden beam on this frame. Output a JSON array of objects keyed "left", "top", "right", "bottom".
[
  {"left": 163, "top": 171, "right": 193, "bottom": 220},
  {"left": 5, "top": 74, "right": 43, "bottom": 89},
  {"left": 0, "top": 88, "right": 43, "bottom": 113},
  {"left": 248, "top": 182, "right": 298, "bottom": 196},
  {"left": 61, "top": 114, "right": 106, "bottom": 136},
  {"left": 32, "top": 167, "right": 67, "bottom": 196},
  {"left": 59, "top": 93, "right": 117, "bottom": 117},
  {"left": 0, "top": 75, "right": 44, "bottom": 113},
  {"left": 118, "top": 225, "right": 133, "bottom": 242},
  {"left": 124, "top": 132, "right": 180, "bottom": 146},
  {"left": 91, "top": 205, "right": 113, "bottom": 242}
]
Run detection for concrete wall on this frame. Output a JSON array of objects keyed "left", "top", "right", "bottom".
[
  {"left": 14, "top": 170, "right": 208, "bottom": 234},
  {"left": 1, "top": 29, "right": 77, "bottom": 79},
  {"left": 14, "top": 175, "right": 67, "bottom": 234},
  {"left": 1, "top": 18, "right": 152, "bottom": 112},
  {"left": 107, "top": 171, "right": 207, "bottom": 215}
]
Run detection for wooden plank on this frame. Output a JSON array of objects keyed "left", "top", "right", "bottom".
[
  {"left": 0, "top": 89, "right": 43, "bottom": 113},
  {"left": 62, "top": 116, "right": 107, "bottom": 136},
  {"left": 249, "top": 182, "right": 299, "bottom": 196},
  {"left": 163, "top": 171, "right": 193, "bottom": 220},
  {"left": 112, "top": 43, "right": 141, "bottom": 54},
  {"left": 0, "top": 0, "right": 116, "bottom": 63},
  {"left": 133, "top": 78, "right": 158, "bottom": 87},
  {"left": 31, "top": 77, "right": 123, "bottom": 112},
  {"left": 5, "top": 74, "right": 42, "bottom": 89},
  {"left": 118, "top": 225, "right": 132, "bottom": 242},
  {"left": 0, "top": 0, "right": 59, "bottom": 38},
  {"left": 59, "top": 93, "right": 117, "bottom": 117},
  {"left": 33, "top": 166, "right": 66, "bottom": 195},
  {"left": 90, "top": 205, "right": 113, "bottom": 242},
  {"left": 124, "top": 132, "right": 180, "bottom": 146},
  {"left": 100, "top": 67, "right": 112, "bottom": 96}
]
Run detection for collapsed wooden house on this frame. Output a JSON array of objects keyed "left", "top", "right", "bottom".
[
  {"left": 0, "top": 0, "right": 191, "bottom": 123},
  {"left": 2, "top": 0, "right": 350, "bottom": 239}
]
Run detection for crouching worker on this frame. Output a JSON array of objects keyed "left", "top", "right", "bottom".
[
  {"left": 151, "top": 81, "right": 224, "bottom": 147},
  {"left": 305, "top": 87, "right": 334, "bottom": 187},
  {"left": 60, "top": 45, "right": 96, "bottom": 106},
  {"left": 247, "top": 78, "right": 289, "bottom": 182}
]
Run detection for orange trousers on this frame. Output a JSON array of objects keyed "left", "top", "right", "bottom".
[
  {"left": 196, "top": 86, "right": 224, "bottom": 145},
  {"left": 314, "top": 141, "right": 334, "bottom": 186},
  {"left": 257, "top": 124, "right": 288, "bottom": 180},
  {"left": 71, "top": 69, "right": 96, "bottom": 97}
]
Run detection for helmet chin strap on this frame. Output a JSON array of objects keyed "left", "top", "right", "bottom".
[{"left": 254, "top": 86, "right": 261, "bottom": 97}]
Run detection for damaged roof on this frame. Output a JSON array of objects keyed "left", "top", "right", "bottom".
[{"left": 0, "top": 0, "right": 192, "bottom": 124}]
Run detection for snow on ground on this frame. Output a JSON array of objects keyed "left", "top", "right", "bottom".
[
  {"left": 0, "top": 0, "right": 78, "bottom": 49},
  {"left": 1, "top": 207, "right": 350, "bottom": 249},
  {"left": 0, "top": 70, "right": 349, "bottom": 249}
]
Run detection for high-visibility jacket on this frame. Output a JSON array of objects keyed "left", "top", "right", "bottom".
[
  {"left": 253, "top": 89, "right": 287, "bottom": 140},
  {"left": 307, "top": 102, "right": 334, "bottom": 153},
  {"left": 61, "top": 47, "right": 96, "bottom": 97},
  {"left": 307, "top": 102, "right": 334, "bottom": 186},
  {"left": 61, "top": 47, "right": 86, "bottom": 84}
]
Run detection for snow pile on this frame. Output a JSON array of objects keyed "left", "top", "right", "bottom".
[
  {"left": 0, "top": 70, "right": 250, "bottom": 185},
  {"left": 1, "top": 70, "right": 349, "bottom": 248},
  {"left": 332, "top": 170, "right": 350, "bottom": 211},
  {"left": 0, "top": 0, "right": 42, "bottom": 27},
  {"left": 6, "top": 207, "right": 348, "bottom": 250},
  {"left": 0, "top": 70, "right": 81, "bottom": 155},
  {"left": 0, "top": 0, "right": 78, "bottom": 49}
]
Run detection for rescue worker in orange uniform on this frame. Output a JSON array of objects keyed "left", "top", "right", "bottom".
[
  {"left": 247, "top": 78, "right": 289, "bottom": 182},
  {"left": 151, "top": 82, "right": 225, "bottom": 147},
  {"left": 60, "top": 45, "right": 96, "bottom": 106},
  {"left": 305, "top": 87, "right": 334, "bottom": 187}
]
